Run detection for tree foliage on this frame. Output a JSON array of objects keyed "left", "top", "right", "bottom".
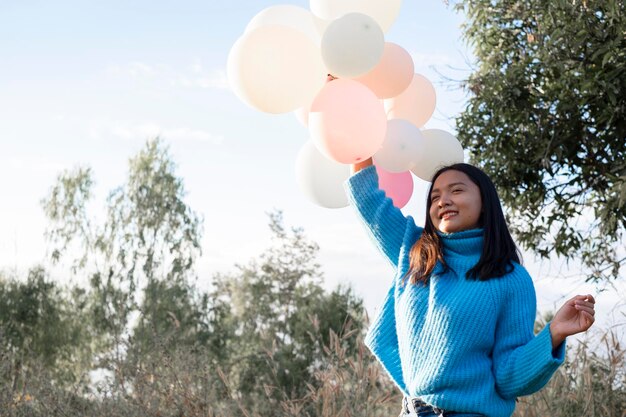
[
  {"left": 35, "top": 138, "right": 366, "bottom": 412},
  {"left": 0, "top": 267, "right": 91, "bottom": 391},
  {"left": 210, "top": 210, "right": 366, "bottom": 414},
  {"left": 41, "top": 138, "right": 206, "bottom": 373},
  {"left": 454, "top": 0, "right": 626, "bottom": 281}
]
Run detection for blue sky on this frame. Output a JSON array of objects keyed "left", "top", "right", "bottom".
[{"left": 0, "top": 0, "right": 623, "bottom": 342}]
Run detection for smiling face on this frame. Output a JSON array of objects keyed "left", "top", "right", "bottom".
[{"left": 428, "top": 169, "right": 482, "bottom": 234}]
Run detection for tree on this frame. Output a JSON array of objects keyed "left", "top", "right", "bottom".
[
  {"left": 41, "top": 138, "right": 208, "bottom": 384},
  {"left": 210, "top": 210, "right": 366, "bottom": 415},
  {"left": 454, "top": 0, "right": 626, "bottom": 282},
  {"left": 38, "top": 138, "right": 367, "bottom": 414},
  {"left": 0, "top": 267, "right": 91, "bottom": 393}
]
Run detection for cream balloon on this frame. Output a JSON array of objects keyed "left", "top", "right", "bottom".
[
  {"left": 385, "top": 74, "right": 436, "bottom": 128},
  {"left": 227, "top": 25, "right": 326, "bottom": 114},
  {"left": 354, "top": 43, "right": 414, "bottom": 98},
  {"left": 373, "top": 119, "right": 425, "bottom": 173},
  {"left": 309, "top": 78, "right": 387, "bottom": 164},
  {"left": 310, "top": 0, "right": 402, "bottom": 33},
  {"left": 410, "top": 129, "right": 464, "bottom": 181},
  {"left": 321, "top": 13, "right": 384, "bottom": 78},
  {"left": 245, "top": 5, "right": 322, "bottom": 45},
  {"left": 295, "top": 140, "right": 350, "bottom": 208}
]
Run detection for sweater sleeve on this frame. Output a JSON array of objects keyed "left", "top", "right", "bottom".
[
  {"left": 492, "top": 267, "right": 566, "bottom": 400},
  {"left": 343, "top": 165, "right": 418, "bottom": 269}
]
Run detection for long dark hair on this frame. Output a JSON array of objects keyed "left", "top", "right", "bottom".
[{"left": 402, "top": 163, "right": 522, "bottom": 286}]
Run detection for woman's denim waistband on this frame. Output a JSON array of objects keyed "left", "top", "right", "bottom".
[{"left": 400, "top": 396, "right": 486, "bottom": 417}]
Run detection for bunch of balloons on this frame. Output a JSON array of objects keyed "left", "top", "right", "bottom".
[{"left": 228, "top": 0, "right": 464, "bottom": 209}]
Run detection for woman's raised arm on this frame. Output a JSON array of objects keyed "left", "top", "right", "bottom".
[{"left": 344, "top": 158, "right": 419, "bottom": 269}]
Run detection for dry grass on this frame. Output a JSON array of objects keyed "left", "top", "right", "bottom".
[{"left": 1, "top": 317, "right": 625, "bottom": 417}]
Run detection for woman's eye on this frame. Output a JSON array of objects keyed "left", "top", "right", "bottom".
[
  {"left": 453, "top": 189, "right": 462, "bottom": 193},
  {"left": 431, "top": 196, "right": 439, "bottom": 202}
]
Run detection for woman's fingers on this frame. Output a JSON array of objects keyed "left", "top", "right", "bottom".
[
  {"left": 576, "top": 294, "right": 595, "bottom": 304},
  {"left": 583, "top": 311, "right": 595, "bottom": 326},
  {"left": 575, "top": 304, "right": 595, "bottom": 315}
]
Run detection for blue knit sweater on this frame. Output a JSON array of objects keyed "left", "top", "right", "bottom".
[{"left": 344, "top": 166, "right": 566, "bottom": 417}]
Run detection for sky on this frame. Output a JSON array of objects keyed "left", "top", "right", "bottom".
[{"left": 0, "top": 0, "right": 623, "bottom": 352}]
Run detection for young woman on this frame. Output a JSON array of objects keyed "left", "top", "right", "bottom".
[{"left": 345, "top": 158, "right": 596, "bottom": 417}]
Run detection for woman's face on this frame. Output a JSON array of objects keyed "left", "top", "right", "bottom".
[{"left": 429, "top": 170, "right": 482, "bottom": 234}]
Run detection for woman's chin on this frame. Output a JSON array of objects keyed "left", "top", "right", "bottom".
[{"left": 438, "top": 225, "right": 458, "bottom": 234}]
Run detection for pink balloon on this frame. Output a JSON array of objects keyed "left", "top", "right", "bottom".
[
  {"left": 309, "top": 78, "right": 387, "bottom": 164},
  {"left": 354, "top": 43, "right": 414, "bottom": 99},
  {"left": 375, "top": 165, "right": 414, "bottom": 209},
  {"left": 294, "top": 75, "right": 336, "bottom": 127},
  {"left": 384, "top": 74, "right": 436, "bottom": 128}
]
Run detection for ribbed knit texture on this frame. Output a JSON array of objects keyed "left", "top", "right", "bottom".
[{"left": 344, "top": 166, "right": 566, "bottom": 417}]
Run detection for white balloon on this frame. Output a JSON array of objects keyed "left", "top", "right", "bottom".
[
  {"left": 245, "top": 5, "right": 322, "bottom": 45},
  {"left": 293, "top": 106, "right": 310, "bottom": 127},
  {"left": 227, "top": 25, "right": 327, "bottom": 114},
  {"left": 310, "top": 0, "right": 402, "bottom": 33},
  {"left": 295, "top": 140, "right": 351, "bottom": 208},
  {"left": 373, "top": 119, "right": 425, "bottom": 173},
  {"left": 321, "top": 13, "right": 384, "bottom": 78},
  {"left": 410, "top": 129, "right": 464, "bottom": 181}
]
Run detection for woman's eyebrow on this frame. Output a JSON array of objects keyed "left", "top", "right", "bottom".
[{"left": 431, "top": 182, "right": 467, "bottom": 193}]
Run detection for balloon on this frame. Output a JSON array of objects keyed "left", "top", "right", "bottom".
[
  {"left": 293, "top": 106, "right": 310, "bottom": 127},
  {"left": 227, "top": 25, "right": 326, "bottom": 114},
  {"left": 293, "top": 75, "right": 336, "bottom": 127},
  {"left": 309, "top": 78, "right": 387, "bottom": 164},
  {"left": 375, "top": 165, "right": 414, "bottom": 209},
  {"left": 310, "top": 0, "right": 403, "bottom": 33},
  {"left": 245, "top": 5, "right": 322, "bottom": 45},
  {"left": 373, "top": 119, "right": 425, "bottom": 173},
  {"left": 295, "top": 140, "right": 351, "bottom": 208},
  {"left": 321, "top": 13, "right": 384, "bottom": 78},
  {"left": 384, "top": 74, "right": 436, "bottom": 128},
  {"left": 410, "top": 129, "right": 464, "bottom": 181},
  {"left": 354, "top": 43, "right": 414, "bottom": 98}
]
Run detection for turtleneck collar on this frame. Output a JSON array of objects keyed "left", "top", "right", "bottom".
[{"left": 436, "top": 228, "right": 484, "bottom": 258}]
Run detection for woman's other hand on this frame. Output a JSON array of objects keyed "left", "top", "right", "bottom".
[{"left": 549, "top": 294, "right": 596, "bottom": 348}]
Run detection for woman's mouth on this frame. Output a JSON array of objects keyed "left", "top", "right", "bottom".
[{"left": 441, "top": 211, "right": 458, "bottom": 220}]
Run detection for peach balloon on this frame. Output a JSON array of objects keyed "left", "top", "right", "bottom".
[
  {"left": 309, "top": 79, "right": 387, "bottom": 164},
  {"left": 354, "top": 43, "right": 414, "bottom": 99},
  {"left": 384, "top": 74, "right": 436, "bottom": 128},
  {"left": 375, "top": 165, "right": 414, "bottom": 209}
]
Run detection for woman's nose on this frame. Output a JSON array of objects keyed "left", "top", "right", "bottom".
[{"left": 438, "top": 194, "right": 452, "bottom": 207}]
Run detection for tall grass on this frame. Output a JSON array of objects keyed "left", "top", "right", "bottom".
[{"left": 1, "top": 316, "right": 624, "bottom": 416}]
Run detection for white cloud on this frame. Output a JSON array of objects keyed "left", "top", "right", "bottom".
[
  {"left": 109, "top": 122, "right": 224, "bottom": 145},
  {"left": 175, "top": 69, "right": 229, "bottom": 90},
  {"left": 105, "top": 61, "right": 159, "bottom": 78},
  {"left": 5, "top": 156, "right": 68, "bottom": 174},
  {"left": 105, "top": 61, "right": 229, "bottom": 90}
]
